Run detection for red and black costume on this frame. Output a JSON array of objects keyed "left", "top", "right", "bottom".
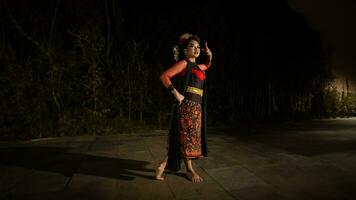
[{"left": 160, "top": 59, "right": 211, "bottom": 171}]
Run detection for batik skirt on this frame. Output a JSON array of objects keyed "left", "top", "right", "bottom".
[{"left": 178, "top": 99, "right": 202, "bottom": 158}]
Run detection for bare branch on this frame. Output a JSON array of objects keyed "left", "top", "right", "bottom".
[
  {"left": 9, "top": 15, "right": 50, "bottom": 58},
  {"left": 48, "top": 0, "right": 61, "bottom": 53}
]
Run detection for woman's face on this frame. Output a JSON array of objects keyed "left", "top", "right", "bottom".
[{"left": 184, "top": 40, "right": 200, "bottom": 59}]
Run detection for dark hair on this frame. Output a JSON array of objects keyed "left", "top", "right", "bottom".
[{"left": 179, "top": 34, "right": 200, "bottom": 48}]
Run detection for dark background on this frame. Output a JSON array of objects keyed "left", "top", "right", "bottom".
[{"left": 0, "top": 0, "right": 355, "bottom": 140}]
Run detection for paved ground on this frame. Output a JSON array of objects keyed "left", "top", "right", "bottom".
[{"left": 1, "top": 118, "right": 356, "bottom": 200}]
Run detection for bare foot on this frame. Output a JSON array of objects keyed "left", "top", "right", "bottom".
[
  {"left": 186, "top": 171, "right": 203, "bottom": 183},
  {"left": 155, "top": 163, "right": 165, "bottom": 181}
]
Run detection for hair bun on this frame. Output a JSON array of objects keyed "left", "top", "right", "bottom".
[{"left": 178, "top": 33, "right": 193, "bottom": 46}]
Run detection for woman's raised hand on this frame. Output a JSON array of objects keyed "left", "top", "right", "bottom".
[{"left": 203, "top": 42, "right": 212, "bottom": 61}]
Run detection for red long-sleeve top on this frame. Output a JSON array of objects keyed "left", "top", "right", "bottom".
[{"left": 160, "top": 60, "right": 211, "bottom": 88}]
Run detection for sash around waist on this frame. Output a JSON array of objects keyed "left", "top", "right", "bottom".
[{"left": 186, "top": 86, "right": 203, "bottom": 96}]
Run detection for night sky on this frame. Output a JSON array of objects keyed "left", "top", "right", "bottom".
[
  {"left": 2, "top": 0, "right": 355, "bottom": 73},
  {"left": 1, "top": 0, "right": 355, "bottom": 74},
  {"left": 287, "top": 0, "right": 356, "bottom": 82},
  {"left": 121, "top": 0, "right": 356, "bottom": 81}
]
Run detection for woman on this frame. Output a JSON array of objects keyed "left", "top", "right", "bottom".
[{"left": 156, "top": 33, "right": 213, "bottom": 183}]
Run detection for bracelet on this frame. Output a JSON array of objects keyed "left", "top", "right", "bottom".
[{"left": 167, "top": 84, "right": 175, "bottom": 92}]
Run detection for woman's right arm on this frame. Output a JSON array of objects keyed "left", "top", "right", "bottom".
[{"left": 160, "top": 60, "right": 187, "bottom": 103}]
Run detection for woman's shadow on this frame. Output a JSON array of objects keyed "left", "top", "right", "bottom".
[{"left": 0, "top": 146, "right": 158, "bottom": 181}]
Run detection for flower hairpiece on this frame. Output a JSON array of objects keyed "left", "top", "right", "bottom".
[{"left": 172, "top": 45, "right": 179, "bottom": 61}]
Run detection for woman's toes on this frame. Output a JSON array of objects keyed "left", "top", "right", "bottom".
[
  {"left": 187, "top": 172, "right": 203, "bottom": 183},
  {"left": 155, "top": 164, "right": 165, "bottom": 181}
]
